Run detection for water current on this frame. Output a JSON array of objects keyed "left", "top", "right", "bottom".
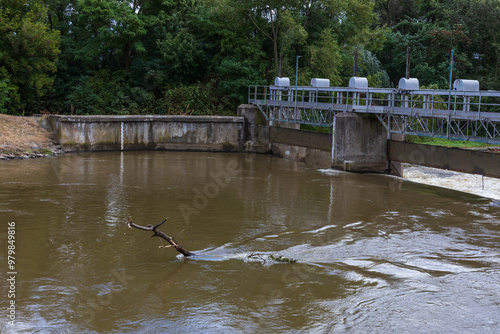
[{"left": 0, "top": 151, "right": 499, "bottom": 333}]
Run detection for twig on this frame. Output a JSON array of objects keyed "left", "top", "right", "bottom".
[{"left": 127, "top": 218, "right": 194, "bottom": 257}]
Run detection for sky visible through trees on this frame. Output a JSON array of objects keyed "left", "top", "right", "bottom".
[{"left": 1, "top": 0, "right": 500, "bottom": 115}]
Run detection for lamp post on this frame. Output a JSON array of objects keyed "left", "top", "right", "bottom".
[
  {"left": 295, "top": 55, "right": 302, "bottom": 122},
  {"left": 446, "top": 49, "right": 454, "bottom": 139}
]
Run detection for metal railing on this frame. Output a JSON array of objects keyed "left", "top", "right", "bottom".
[{"left": 248, "top": 85, "right": 500, "bottom": 144}]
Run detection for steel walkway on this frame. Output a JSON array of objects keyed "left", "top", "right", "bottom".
[{"left": 248, "top": 85, "right": 500, "bottom": 145}]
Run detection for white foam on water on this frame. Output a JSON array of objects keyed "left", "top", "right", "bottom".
[
  {"left": 403, "top": 164, "right": 500, "bottom": 201},
  {"left": 318, "top": 168, "right": 348, "bottom": 176},
  {"left": 302, "top": 224, "right": 337, "bottom": 234}
]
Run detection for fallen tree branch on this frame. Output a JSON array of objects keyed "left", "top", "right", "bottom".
[{"left": 127, "top": 218, "right": 194, "bottom": 257}]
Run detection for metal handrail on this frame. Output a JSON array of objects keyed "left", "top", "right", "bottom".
[{"left": 248, "top": 84, "right": 500, "bottom": 144}]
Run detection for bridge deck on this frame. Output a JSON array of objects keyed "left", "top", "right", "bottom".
[{"left": 249, "top": 85, "right": 500, "bottom": 144}]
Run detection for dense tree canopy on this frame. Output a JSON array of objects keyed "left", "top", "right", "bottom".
[
  {"left": 0, "top": 0, "right": 60, "bottom": 113},
  {"left": 0, "top": 0, "right": 499, "bottom": 115}
]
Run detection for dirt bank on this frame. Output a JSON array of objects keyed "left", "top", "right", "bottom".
[{"left": 0, "top": 114, "right": 62, "bottom": 160}]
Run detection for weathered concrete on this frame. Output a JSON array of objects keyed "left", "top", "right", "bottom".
[
  {"left": 235, "top": 104, "right": 332, "bottom": 168},
  {"left": 40, "top": 109, "right": 500, "bottom": 178},
  {"left": 270, "top": 126, "right": 332, "bottom": 151},
  {"left": 271, "top": 143, "right": 332, "bottom": 169},
  {"left": 269, "top": 127, "right": 332, "bottom": 168},
  {"left": 237, "top": 104, "right": 269, "bottom": 153},
  {"left": 388, "top": 140, "right": 500, "bottom": 178},
  {"left": 49, "top": 115, "right": 245, "bottom": 152},
  {"left": 331, "top": 113, "right": 388, "bottom": 173}
]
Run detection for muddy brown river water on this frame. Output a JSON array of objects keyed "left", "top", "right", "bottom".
[{"left": 1, "top": 151, "right": 499, "bottom": 333}]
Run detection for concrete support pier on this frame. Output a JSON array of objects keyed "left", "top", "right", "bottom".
[
  {"left": 331, "top": 113, "right": 388, "bottom": 173},
  {"left": 237, "top": 104, "right": 269, "bottom": 153}
]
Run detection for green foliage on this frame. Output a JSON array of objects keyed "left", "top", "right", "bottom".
[
  {"left": 0, "top": 74, "right": 15, "bottom": 114},
  {"left": 301, "top": 124, "right": 333, "bottom": 134},
  {"left": 2, "top": 0, "right": 500, "bottom": 115},
  {"left": 306, "top": 30, "right": 343, "bottom": 86},
  {"left": 159, "top": 80, "right": 234, "bottom": 116},
  {"left": 73, "top": 0, "right": 147, "bottom": 71},
  {"left": 0, "top": 0, "right": 60, "bottom": 113},
  {"left": 406, "top": 135, "right": 496, "bottom": 148},
  {"left": 157, "top": 29, "right": 207, "bottom": 83},
  {"left": 377, "top": 0, "right": 500, "bottom": 90}
]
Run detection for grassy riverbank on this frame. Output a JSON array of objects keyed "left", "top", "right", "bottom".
[
  {"left": 0, "top": 114, "right": 60, "bottom": 159},
  {"left": 406, "top": 135, "right": 500, "bottom": 150}
]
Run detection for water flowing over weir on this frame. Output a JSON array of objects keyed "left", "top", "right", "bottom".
[{"left": 0, "top": 151, "right": 499, "bottom": 333}]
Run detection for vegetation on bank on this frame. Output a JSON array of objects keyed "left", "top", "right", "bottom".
[
  {"left": 1, "top": 1, "right": 500, "bottom": 116},
  {"left": 405, "top": 135, "right": 499, "bottom": 149}
]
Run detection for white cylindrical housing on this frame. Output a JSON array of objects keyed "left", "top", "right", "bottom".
[
  {"left": 311, "top": 78, "right": 330, "bottom": 88},
  {"left": 398, "top": 78, "right": 419, "bottom": 90},
  {"left": 274, "top": 77, "right": 290, "bottom": 87},
  {"left": 349, "top": 77, "right": 368, "bottom": 89},
  {"left": 453, "top": 79, "right": 479, "bottom": 92}
]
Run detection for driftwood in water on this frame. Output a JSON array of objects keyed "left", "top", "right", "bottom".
[{"left": 127, "top": 218, "right": 194, "bottom": 257}]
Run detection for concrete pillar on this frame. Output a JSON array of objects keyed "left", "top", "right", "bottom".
[
  {"left": 237, "top": 104, "right": 269, "bottom": 153},
  {"left": 331, "top": 113, "right": 388, "bottom": 173}
]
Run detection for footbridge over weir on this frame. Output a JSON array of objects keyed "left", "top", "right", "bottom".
[{"left": 247, "top": 78, "right": 500, "bottom": 177}]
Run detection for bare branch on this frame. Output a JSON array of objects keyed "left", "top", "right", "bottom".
[
  {"left": 127, "top": 218, "right": 194, "bottom": 257},
  {"left": 247, "top": 12, "right": 274, "bottom": 42},
  {"left": 153, "top": 218, "right": 169, "bottom": 229}
]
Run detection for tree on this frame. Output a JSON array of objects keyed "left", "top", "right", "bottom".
[
  {"left": 440, "top": 0, "right": 500, "bottom": 88},
  {"left": 221, "top": 0, "right": 384, "bottom": 85},
  {"left": 0, "top": 0, "right": 60, "bottom": 113},
  {"left": 378, "top": 0, "right": 500, "bottom": 89},
  {"left": 374, "top": 0, "right": 417, "bottom": 26},
  {"left": 73, "top": 0, "right": 147, "bottom": 72}
]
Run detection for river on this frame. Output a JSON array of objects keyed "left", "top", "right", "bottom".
[{"left": 0, "top": 151, "right": 499, "bottom": 333}]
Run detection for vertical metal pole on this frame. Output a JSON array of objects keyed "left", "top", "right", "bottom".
[
  {"left": 406, "top": 47, "right": 411, "bottom": 79},
  {"left": 447, "top": 49, "right": 454, "bottom": 139},
  {"left": 353, "top": 47, "right": 358, "bottom": 77},
  {"left": 279, "top": 52, "right": 282, "bottom": 78},
  {"left": 448, "top": 50, "right": 454, "bottom": 111},
  {"left": 295, "top": 55, "right": 301, "bottom": 122}
]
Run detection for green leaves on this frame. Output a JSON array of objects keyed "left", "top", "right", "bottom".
[
  {"left": 3, "top": 0, "right": 500, "bottom": 114},
  {"left": 73, "top": 0, "right": 147, "bottom": 71},
  {"left": 0, "top": 0, "right": 60, "bottom": 113},
  {"left": 157, "top": 29, "right": 206, "bottom": 83}
]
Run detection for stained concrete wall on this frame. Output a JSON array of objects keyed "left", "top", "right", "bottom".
[
  {"left": 237, "top": 104, "right": 333, "bottom": 168},
  {"left": 389, "top": 140, "right": 500, "bottom": 178},
  {"left": 237, "top": 105, "right": 390, "bottom": 171},
  {"left": 49, "top": 115, "right": 245, "bottom": 152},
  {"left": 237, "top": 104, "right": 269, "bottom": 153},
  {"left": 331, "top": 113, "right": 389, "bottom": 173},
  {"left": 45, "top": 109, "right": 498, "bottom": 177},
  {"left": 269, "top": 127, "right": 332, "bottom": 169}
]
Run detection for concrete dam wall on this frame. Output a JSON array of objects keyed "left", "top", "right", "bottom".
[
  {"left": 48, "top": 115, "right": 247, "bottom": 152},
  {"left": 46, "top": 109, "right": 334, "bottom": 169},
  {"left": 44, "top": 107, "right": 499, "bottom": 178}
]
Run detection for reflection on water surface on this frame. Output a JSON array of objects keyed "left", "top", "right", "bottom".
[{"left": 0, "top": 151, "right": 499, "bottom": 333}]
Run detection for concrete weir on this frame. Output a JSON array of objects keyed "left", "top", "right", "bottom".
[
  {"left": 44, "top": 109, "right": 397, "bottom": 172},
  {"left": 49, "top": 115, "right": 246, "bottom": 152},
  {"left": 44, "top": 106, "right": 500, "bottom": 178}
]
